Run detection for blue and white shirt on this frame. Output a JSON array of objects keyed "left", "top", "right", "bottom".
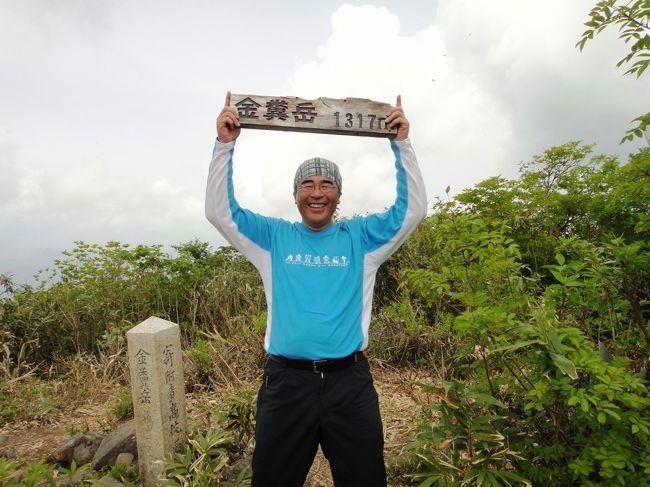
[{"left": 205, "top": 138, "right": 427, "bottom": 360}]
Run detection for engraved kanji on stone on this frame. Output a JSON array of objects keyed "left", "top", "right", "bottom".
[
  {"left": 264, "top": 99, "right": 289, "bottom": 120},
  {"left": 141, "top": 410, "right": 154, "bottom": 432},
  {"left": 140, "top": 386, "right": 152, "bottom": 405},
  {"left": 162, "top": 344, "right": 174, "bottom": 366},
  {"left": 165, "top": 369, "right": 175, "bottom": 385},
  {"left": 137, "top": 365, "right": 149, "bottom": 379},
  {"left": 292, "top": 102, "right": 317, "bottom": 123},
  {"left": 235, "top": 97, "right": 261, "bottom": 119},
  {"left": 170, "top": 419, "right": 181, "bottom": 435},
  {"left": 136, "top": 348, "right": 151, "bottom": 365}
]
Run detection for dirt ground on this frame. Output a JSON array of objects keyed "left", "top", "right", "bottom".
[
  {"left": 0, "top": 402, "right": 113, "bottom": 462},
  {"left": 1, "top": 362, "right": 432, "bottom": 486}
]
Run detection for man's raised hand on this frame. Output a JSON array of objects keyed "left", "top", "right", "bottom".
[
  {"left": 216, "top": 91, "right": 241, "bottom": 143},
  {"left": 385, "top": 94, "right": 409, "bottom": 141}
]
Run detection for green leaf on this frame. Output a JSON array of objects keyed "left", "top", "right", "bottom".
[
  {"left": 603, "top": 408, "right": 621, "bottom": 420},
  {"left": 550, "top": 352, "right": 578, "bottom": 379},
  {"left": 416, "top": 477, "right": 438, "bottom": 487},
  {"left": 549, "top": 268, "right": 567, "bottom": 285},
  {"left": 564, "top": 279, "right": 584, "bottom": 287},
  {"left": 489, "top": 339, "right": 540, "bottom": 355}
]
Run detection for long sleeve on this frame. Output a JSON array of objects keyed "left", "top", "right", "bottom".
[
  {"left": 205, "top": 136, "right": 427, "bottom": 359},
  {"left": 205, "top": 139, "right": 275, "bottom": 270},
  {"left": 361, "top": 137, "right": 428, "bottom": 265},
  {"left": 204, "top": 139, "right": 234, "bottom": 236},
  {"left": 356, "top": 137, "right": 427, "bottom": 348}
]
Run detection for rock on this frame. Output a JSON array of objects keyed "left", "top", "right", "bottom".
[
  {"left": 115, "top": 452, "right": 134, "bottom": 465},
  {"left": 52, "top": 433, "right": 84, "bottom": 462},
  {"left": 54, "top": 468, "right": 92, "bottom": 486},
  {"left": 5, "top": 468, "right": 26, "bottom": 485},
  {"left": 97, "top": 475, "right": 125, "bottom": 486},
  {"left": 73, "top": 432, "right": 104, "bottom": 465},
  {"left": 51, "top": 432, "right": 104, "bottom": 465},
  {"left": 91, "top": 420, "right": 137, "bottom": 470},
  {"left": 223, "top": 454, "right": 252, "bottom": 481},
  {"left": 3, "top": 448, "right": 16, "bottom": 459}
]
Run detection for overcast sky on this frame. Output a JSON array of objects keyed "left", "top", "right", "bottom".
[{"left": 1, "top": 0, "right": 647, "bottom": 283}]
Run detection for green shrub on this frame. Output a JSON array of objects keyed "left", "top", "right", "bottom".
[
  {"left": 111, "top": 392, "right": 133, "bottom": 421},
  {"left": 0, "top": 241, "right": 265, "bottom": 370},
  {"left": 220, "top": 387, "right": 257, "bottom": 451},
  {"left": 407, "top": 381, "right": 531, "bottom": 487},
  {"left": 161, "top": 427, "right": 250, "bottom": 486},
  {"left": 401, "top": 177, "right": 650, "bottom": 484}
]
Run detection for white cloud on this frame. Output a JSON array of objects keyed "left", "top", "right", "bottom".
[
  {"left": 434, "top": 0, "right": 647, "bottom": 162},
  {"left": 152, "top": 179, "right": 184, "bottom": 195},
  {"left": 0, "top": 139, "right": 21, "bottom": 208},
  {"left": 0, "top": 0, "right": 647, "bottom": 279},
  {"left": 236, "top": 4, "right": 442, "bottom": 219}
]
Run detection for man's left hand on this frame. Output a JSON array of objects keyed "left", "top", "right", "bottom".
[{"left": 385, "top": 95, "right": 409, "bottom": 141}]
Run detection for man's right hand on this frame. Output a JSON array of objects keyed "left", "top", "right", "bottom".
[{"left": 216, "top": 91, "right": 241, "bottom": 143}]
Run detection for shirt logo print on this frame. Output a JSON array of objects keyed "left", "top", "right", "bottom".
[{"left": 285, "top": 253, "right": 349, "bottom": 267}]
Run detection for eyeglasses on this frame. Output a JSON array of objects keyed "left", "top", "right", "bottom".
[{"left": 298, "top": 182, "right": 337, "bottom": 193}]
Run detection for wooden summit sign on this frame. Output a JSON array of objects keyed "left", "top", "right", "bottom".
[{"left": 231, "top": 94, "right": 397, "bottom": 138}]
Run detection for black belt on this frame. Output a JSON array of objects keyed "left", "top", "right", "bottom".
[{"left": 268, "top": 352, "right": 363, "bottom": 374}]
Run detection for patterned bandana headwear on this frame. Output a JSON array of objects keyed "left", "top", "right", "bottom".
[{"left": 293, "top": 157, "right": 342, "bottom": 197}]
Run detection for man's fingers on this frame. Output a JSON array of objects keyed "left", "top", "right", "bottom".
[
  {"left": 220, "top": 109, "right": 240, "bottom": 128},
  {"left": 221, "top": 113, "right": 234, "bottom": 128},
  {"left": 225, "top": 91, "right": 231, "bottom": 107},
  {"left": 388, "top": 116, "right": 404, "bottom": 129},
  {"left": 387, "top": 95, "right": 404, "bottom": 121},
  {"left": 385, "top": 108, "right": 402, "bottom": 124}
]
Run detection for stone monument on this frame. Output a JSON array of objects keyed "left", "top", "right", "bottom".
[{"left": 127, "top": 316, "right": 187, "bottom": 486}]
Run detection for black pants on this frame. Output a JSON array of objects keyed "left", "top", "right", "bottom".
[{"left": 251, "top": 355, "right": 387, "bottom": 487}]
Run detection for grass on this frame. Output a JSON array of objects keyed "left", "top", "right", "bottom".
[{"left": 0, "top": 334, "right": 426, "bottom": 487}]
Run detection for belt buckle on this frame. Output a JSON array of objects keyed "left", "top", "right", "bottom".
[{"left": 312, "top": 359, "right": 327, "bottom": 374}]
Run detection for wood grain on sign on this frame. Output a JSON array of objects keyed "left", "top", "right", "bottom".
[{"left": 231, "top": 94, "right": 397, "bottom": 138}]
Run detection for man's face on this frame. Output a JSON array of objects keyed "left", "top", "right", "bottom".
[{"left": 295, "top": 176, "right": 340, "bottom": 232}]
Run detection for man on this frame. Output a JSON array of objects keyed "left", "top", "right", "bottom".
[{"left": 205, "top": 91, "right": 427, "bottom": 487}]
